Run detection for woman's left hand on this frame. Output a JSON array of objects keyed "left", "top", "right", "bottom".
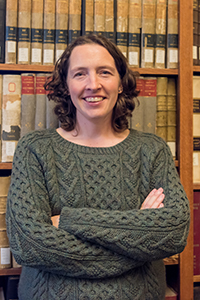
[{"left": 140, "top": 188, "right": 165, "bottom": 210}]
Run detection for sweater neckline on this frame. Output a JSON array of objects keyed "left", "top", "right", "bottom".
[{"left": 51, "top": 128, "right": 136, "bottom": 154}]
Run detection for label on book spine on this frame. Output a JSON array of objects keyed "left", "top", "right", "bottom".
[
  {"left": 142, "top": 34, "right": 155, "bottom": 48},
  {"left": 18, "top": 28, "right": 31, "bottom": 42},
  {"left": 167, "top": 34, "right": 178, "bottom": 48},
  {"left": 128, "top": 33, "right": 140, "bottom": 47},
  {"left": 31, "top": 29, "right": 43, "bottom": 43},
  {"left": 116, "top": 32, "right": 128, "bottom": 47},
  {"left": 194, "top": 137, "right": 200, "bottom": 151},
  {"left": 21, "top": 76, "right": 35, "bottom": 95},
  {"left": 43, "top": 29, "right": 55, "bottom": 44},
  {"left": 68, "top": 30, "right": 81, "bottom": 42},
  {"left": 6, "top": 26, "right": 17, "bottom": 42},
  {"left": 155, "top": 34, "right": 165, "bottom": 47}
]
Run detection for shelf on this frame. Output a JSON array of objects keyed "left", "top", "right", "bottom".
[
  {"left": 193, "top": 66, "right": 200, "bottom": 73},
  {"left": 193, "top": 183, "right": 200, "bottom": 190},
  {"left": 0, "top": 163, "right": 12, "bottom": 170},
  {"left": 132, "top": 68, "right": 178, "bottom": 75},
  {"left": 194, "top": 275, "right": 200, "bottom": 283},
  {"left": 0, "top": 268, "right": 21, "bottom": 276},
  {"left": 163, "top": 255, "right": 179, "bottom": 265}
]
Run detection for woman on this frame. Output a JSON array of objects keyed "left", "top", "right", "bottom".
[{"left": 6, "top": 34, "right": 190, "bottom": 300}]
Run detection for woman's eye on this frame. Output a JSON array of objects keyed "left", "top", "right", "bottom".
[
  {"left": 101, "top": 70, "right": 111, "bottom": 75},
  {"left": 74, "top": 72, "right": 84, "bottom": 77}
]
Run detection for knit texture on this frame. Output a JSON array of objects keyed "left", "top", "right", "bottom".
[{"left": 6, "top": 128, "right": 190, "bottom": 300}]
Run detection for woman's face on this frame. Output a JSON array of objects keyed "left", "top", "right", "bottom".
[{"left": 66, "top": 43, "right": 122, "bottom": 125}]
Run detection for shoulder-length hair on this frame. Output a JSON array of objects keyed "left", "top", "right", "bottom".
[{"left": 44, "top": 34, "right": 139, "bottom": 132}]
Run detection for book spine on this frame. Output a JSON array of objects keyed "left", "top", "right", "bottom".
[
  {"left": 94, "top": 0, "right": 106, "bottom": 36},
  {"left": 194, "top": 191, "right": 200, "bottom": 275},
  {"left": 154, "top": 0, "right": 167, "bottom": 69},
  {"left": 35, "top": 74, "right": 46, "bottom": 130},
  {"left": 46, "top": 83, "right": 59, "bottom": 129},
  {"left": 128, "top": 0, "right": 142, "bottom": 67},
  {"left": 141, "top": 0, "right": 156, "bottom": 68},
  {"left": 5, "top": 0, "right": 18, "bottom": 64},
  {"left": 0, "top": 0, "right": 6, "bottom": 63},
  {"left": 198, "top": 0, "right": 200, "bottom": 65},
  {"left": 55, "top": 0, "right": 69, "bottom": 62},
  {"left": 43, "top": 0, "right": 56, "bottom": 65},
  {"left": 2, "top": 75, "right": 21, "bottom": 162},
  {"left": 167, "top": 77, "right": 176, "bottom": 158},
  {"left": 0, "top": 75, "right": 2, "bottom": 162},
  {"left": 156, "top": 76, "right": 168, "bottom": 141},
  {"left": 143, "top": 77, "right": 157, "bottom": 133},
  {"left": 116, "top": 0, "right": 129, "bottom": 58},
  {"left": 31, "top": 0, "right": 44, "bottom": 65},
  {"left": 130, "top": 76, "right": 144, "bottom": 131},
  {"left": 84, "top": 0, "right": 94, "bottom": 36},
  {"left": 0, "top": 230, "right": 11, "bottom": 269},
  {"left": 167, "top": 0, "right": 178, "bottom": 69},
  {"left": 68, "top": 0, "right": 82, "bottom": 44},
  {"left": 105, "top": 0, "right": 114, "bottom": 42},
  {"left": 17, "top": 0, "right": 31, "bottom": 64},
  {"left": 193, "top": 0, "right": 199, "bottom": 65},
  {"left": 193, "top": 76, "right": 200, "bottom": 183},
  {"left": 21, "top": 73, "right": 36, "bottom": 137}
]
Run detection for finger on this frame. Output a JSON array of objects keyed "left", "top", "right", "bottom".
[
  {"left": 141, "top": 188, "right": 157, "bottom": 209},
  {"left": 158, "top": 203, "right": 164, "bottom": 208},
  {"left": 141, "top": 188, "right": 164, "bottom": 209},
  {"left": 150, "top": 193, "right": 165, "bottom": 209}
]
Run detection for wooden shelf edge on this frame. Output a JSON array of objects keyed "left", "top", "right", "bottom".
[
  {"left": 0, "top": 163, "right": 12, "bottom": 170},
  {"left": 194, "top": 275, "right": 200, "bottom": 283},
  {"left": 0, "top": 267, "right": 21, "bottom": 276},
  {"left": 193, "top": 66, "right": 200, "bottom": 73},
  {"left": 193, "top": 183, "right": 200, "bottom": 190}
]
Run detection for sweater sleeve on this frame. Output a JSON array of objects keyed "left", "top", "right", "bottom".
[
  {"left": 59, "top": 142, "right": 190, "bottom": 262},
  {"left": 6, "top": 134, "right": 143, "bottom": 278}
]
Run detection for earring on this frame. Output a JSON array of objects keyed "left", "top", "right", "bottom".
[{"left": 118, "top": 87, "right": 123, "bottom": 94}]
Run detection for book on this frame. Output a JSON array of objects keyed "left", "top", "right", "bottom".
[
  {"left": 20, "top": 73, "right": 36, "bottom": 137},
  {"left": 0, "top": 230, "right": 11, "bottom": 269},
  {"left": 167, "top": 77, "right": 176, "bottom": 158},
  {"left": 35, "top": 74, "right": 46, "bottom": 130},
  {"left": 165, "top": 285, "right": 178, "bottom": 300},
  {"left": 43, "top": 0, "right": 56, "bottom": 65},
  {"left": 156, "top": 76, "right": 168, "bottom": 141},
  {"left": 0, "top": 75, "right": 2, "bottom": 162},
  {"left": 193, "top": 0, "right": 199, "bottom": 65},
  {"left": 94, "top": 0, "right": 106, "bottom": 37},
  {"left": 55, "top": 0, "right": 69, "bottom": 62},
  {"left": 0, "top": 0, "right": 6, "bottom": 63},
  {"left": 194, "top": 284, "right": 200, "bottom": 300},
  {"left": 193, "top": 76, "right": 200, "bottom": 183},
  {"left": 46, "top": 74, "right": 59, "bottom": 129},
  {"left": 128, "top": 0, "right": 142, "bottom": 67},
  {"left": 166, "top": 0, "right": 178, "bottom": 69},
  {"left": 31, "top": 0, "right": 44, "bottom": 65},
  {"left": 17, "top": 0, "right": 31, "bottom": 64},
  {"left": 198, "top": 0, "right": 200, "bottom": 65},
  {"left": 5, "top": 0, "right": 18, "bottom": 64},
  {"left": 2, "top": 75, "right": 21, "bottom": 162},
  {"left": 141, "top": 0, "right": 156, "bottom": 68},
  {"left": 130, "top": 76, "right": 145, "bottom": 131},
  {"left": 105, "top": 0, "right": 114, "bottom": 42},
  {"left": 68, "top": 0, "right": 82, "bottom": 44},
  {"left": 5, "top": 275, "right": 20, "bottom": 300},
  {"left": 143, "top": 77, "right": 157, "bottom": 133},
  {"left": 155, "top": 0, "right": 167, "bottom": 69},
  {"left": 116, "top": 0, "right": 129, "bottom": 57},
  {"left": 83, "top": 0, "right": 94, "bottom": 36},
  {"left": 194, "top": 191, "right": 200, "bottom": 276},
  {"left": 0, "top": 176, "right": 11, "bottom": 215}
]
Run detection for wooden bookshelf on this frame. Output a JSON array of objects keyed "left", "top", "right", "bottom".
[
  {"left": 194, "top": 183, "right": 200, "bottom": 190},
  {"left": 0, "top": 268, "right": 21, "bottom": 276}
]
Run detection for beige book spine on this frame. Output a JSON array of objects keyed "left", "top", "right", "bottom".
[
  {"left": 116, "top": 0, "right": 129, "bottom": 57},
  {"left": 5, "top": 0, "right": 18, "bottom": 64},
  {"left": 31, "top": 0, "right": 44, "bottom": 65},
  {"left": 155, "top": 0, "right": 167, "bottom": 68},
  {"left": 105, "top": 0, "right": 114, "bottom": 42},
  {"left": 94, "top": 0, "right": 106, "bottom": 36},
  {"left": 68, "top": 0, "right": 82, "bottom": 43},
  {"left": 167, "top": 0, "right": 178, "bottom": 69},
  {"left": 85, "top": 0, "right": 94, "bottom": 35},
  {"left": 17, "top": 0, "right": 31, "bottom": 64},
  {"left": 141, "top": 0, "right": 156, "bottom": 68},
  {"left": 0, "top": 75, "right": 2, "bottom": 162},
  {"left": 2, "top": 75, "right": 21, "bottom": 162},
  {"left": 167, "top": 77, "right": 177, "bottom": 158},
  {"left": 128, "top": 0, "right": 142, "bottom": 67},
  {"left": 43, "top": 0, "right": 56, "bottom": 65},
  {"left": 55, "top": 0, "right": 69, "bottom": 62}
]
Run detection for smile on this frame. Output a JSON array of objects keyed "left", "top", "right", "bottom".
[{"left": 84, "top": 97, "right": 105, "bottom": 102}]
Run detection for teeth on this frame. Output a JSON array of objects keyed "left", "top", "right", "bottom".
[{"left": 85, "top": 97, "right": 104, "bottom": 102}]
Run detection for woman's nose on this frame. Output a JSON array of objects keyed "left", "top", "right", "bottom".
[{"left": 86, "top": 73, "right": 101, "bottom": 90}]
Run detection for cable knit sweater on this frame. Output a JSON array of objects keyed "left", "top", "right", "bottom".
[{"left": 6, "top": 128, "right": 190, "bottom": 300}]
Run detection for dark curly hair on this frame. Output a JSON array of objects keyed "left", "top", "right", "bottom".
[{"left": 44, "top": 34, "right": 140, "bottom": 132}]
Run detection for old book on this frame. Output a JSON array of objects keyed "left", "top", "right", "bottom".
[
  {"left": 116, "top": 0, "right": 129, "bottom": 57},
  {"left": 5, "top": 0, "right": 18, "bottom": 64},
  {"left": 165, "top": 285, "right": 178, "bottom": 300},
  {"left": 193, "top": 76, "right": 200, "bottom": 183},
  {"left": 0, "top": 0, "right": 6, "bottom": 63},
  {"left": 0, "top": 176, "right": 11, "bottom": 215},
  {"left": 35, "top": 74, "right": 46, "bottom": 130},
  {"left": 143, "top": 77, "right": 157, "bottom": 133},
  {"left": 0, "top": 75, "right": 2, "bottom": 162},
  {"left": 156, "top": 77, "right": 168, "bottom": 141},
  {"left": 193, "top": 0, "right": 199, "bottom": 65},
  {"left": 167, "top": 77, "right": 176, "bottom": 158},
  {"left": 0, "top": 230, "right": 11, "bottom": 269},
  {"left": 43, "top": 0, "right": 56, "bottom": 65},
  {"left": 2, "top": 75, "right": 21, "bottom": 162},
  {"left": 20, "top": 73, "right": 36, "bottom": 137},
  {"left": 105, "top": 0, "right": 114, "bottom": 42},
  {"left": 194, "top": 191, "right": 200, "bottom": 276},
  {"left": 17, "top": 0, "right": 31, "bottom": 64},
  {"left": 198, "top": 0, "right": 200, "bottom": 65},
  {"left": 130, "top": 76, "right": 144, "bottom": 131},
  {"left": 94, "top": 0, "right": 106, "bottom": 37},
  {"left": 166, "top": 0, "right": 178, "bottom": 69},
  {"left": 128, "top": 0, "right": 142, "bottom": 67},
  {"left": 83, "top": 0, "right": 94, "bottom": 36},
  {"left": 31, "top": 0, "right": 44, "bottom": 65},
  {"left": 5, "top": 275, "right": 20, "bottom": 300},
  {"left": 155, "top": 0, "right": 167, "bottom": 68},
  {"left": 68, "top": 0, "right": 82, "bottom": 43},
  {"left": 141, "top": 0, "right": 156, "bottom": 68},
  {"left": 55, "top": 0, "right": 69, "bottom": 62}
]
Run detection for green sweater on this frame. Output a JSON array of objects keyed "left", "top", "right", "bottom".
[{"left": 6, "top": 128, "right": 190, "bottom": 300}]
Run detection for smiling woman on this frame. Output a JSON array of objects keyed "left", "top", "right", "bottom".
[{"left": 6, "top": 34, "right": 190, "bottom": 300}]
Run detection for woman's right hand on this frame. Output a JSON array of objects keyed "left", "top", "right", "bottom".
[{"left": 140, "top": 188, "right": 165, "bottom": 210}]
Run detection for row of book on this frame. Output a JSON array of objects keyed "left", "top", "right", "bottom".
[
  {"left": 193, "top": 76, "right": 200, "bottom": 184},
  {"left": 1, "top": 0, "right": 178, "bottom": 68},
  {"left": 193, "top": 0, "right": 200, "bottom": 65}
]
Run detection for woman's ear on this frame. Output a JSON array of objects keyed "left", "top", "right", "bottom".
[{"left": 118, "top": 85, "right": 123, "bottom": 94}]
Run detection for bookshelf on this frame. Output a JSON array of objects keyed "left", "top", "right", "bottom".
[{"left": 0, "top": 0, "right": 195, "bottom": 299}]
